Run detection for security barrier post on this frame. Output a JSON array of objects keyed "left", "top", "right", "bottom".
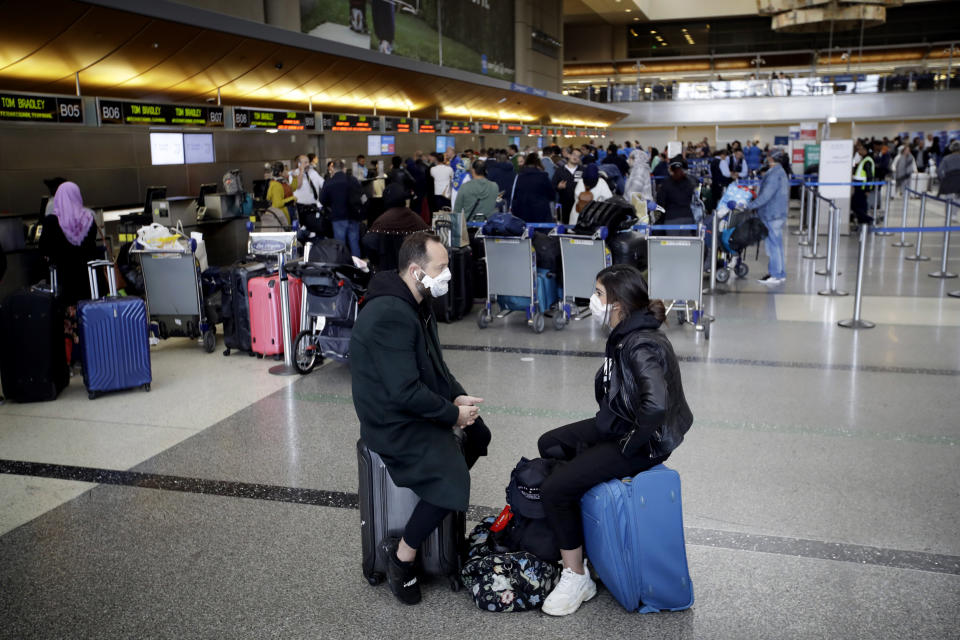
[
  {"left": 905, "top": 192, "right": 930, "bottom": 261},
  {"left": 838, "top": 223, "right": 875, "bottom": 329},
  {"left": 929, "top": 200, "right": 958, "bottom": 279},
  {"left": 892, "top": 190, "right": 913, "bottom": 248}
]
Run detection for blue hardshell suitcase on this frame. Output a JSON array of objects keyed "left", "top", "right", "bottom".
[
  {"left": 581, "top": 464, "right": 693, "bottom": 613},
  {"left": 78, "top": 260, "right": 152, "bottom": 399}
]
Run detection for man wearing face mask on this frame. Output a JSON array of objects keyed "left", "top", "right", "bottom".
[
  {"left": 537, "top": 264, "right": 693, "bottom": 616},
  {"left": 350, "top": 231, "right": 491, "bottom": 606}
]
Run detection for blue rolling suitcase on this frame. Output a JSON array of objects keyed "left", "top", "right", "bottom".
[
  {"left": 581, "top": 464, "right": 693, "bottom": 613},
  {"left": 78, "top": 260, "right": 152, "bottom": 400}
]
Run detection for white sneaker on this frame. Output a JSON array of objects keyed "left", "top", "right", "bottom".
[
  {"left": 541, "top": 561, "right": 597, "bottom": 616},
  {"left": 757, "top": 274, "right": 785, "bottom": 284}
]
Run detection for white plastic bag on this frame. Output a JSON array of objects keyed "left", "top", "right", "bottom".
[{"left": 137, "top": 223, "right": 183, "bottom": 251}]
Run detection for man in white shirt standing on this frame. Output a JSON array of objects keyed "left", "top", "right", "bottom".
[
  {"left": 430, "top": 153, "right": 454, "bottom": 211},
  {"left": 292, "top": 154, "right": 324, "bottom": 223}
]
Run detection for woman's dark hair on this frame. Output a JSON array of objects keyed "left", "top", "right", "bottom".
[
  {"left": 596, "top": 264, "right": 666, "bottom": 324},
  {"left": 524, "top": 152, "right": 543, "bottom": 170},
  {"left": 271, "top": 162, "right": 285, "bottom": 177}
]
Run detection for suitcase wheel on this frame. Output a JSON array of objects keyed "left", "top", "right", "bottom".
[
  {"left": 448, "top": 576, "right": 462, "bottom": 592},
  {"left": 367, "top": 574, "right": 383, "bottom": 586},
  {"left": 143, "top": 383, "right": 151, "bottom": 392},
  {"left": 88, "top": 391, "right": 97, "bottom": 400}
]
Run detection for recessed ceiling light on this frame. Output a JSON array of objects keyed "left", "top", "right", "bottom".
[
  {"left": 633, "top": 17, "right": 639, "bottom": 21},
  {"left": 625, "top": 8, "right": 631, "bottom": 12}
]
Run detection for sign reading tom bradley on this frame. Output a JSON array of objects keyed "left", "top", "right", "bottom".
[{"left": 0, "top": 93, "right": 83, "bottom": 124}]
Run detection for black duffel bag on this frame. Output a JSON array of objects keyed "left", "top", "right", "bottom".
[{"left": 573, "top": 196, "right": 636, "bottom": 235}]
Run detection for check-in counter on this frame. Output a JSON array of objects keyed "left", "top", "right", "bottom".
[
  {"left": 97, "top": 197, "right": 250, "bottom": 267},
  {"left": 0, "top": 212, "right": 45, "bottom": 300}
]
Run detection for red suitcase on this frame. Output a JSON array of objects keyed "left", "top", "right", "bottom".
[{"left": 248, "top": 274, "right": 302, "bottom": 357}]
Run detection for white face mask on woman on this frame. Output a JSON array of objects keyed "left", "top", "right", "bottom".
[
  {"left": 417, "top": 267, "right": 452, "bottom": 298},
  {"left": 589, "top": 293, "right": 615, "bottom": 326}
]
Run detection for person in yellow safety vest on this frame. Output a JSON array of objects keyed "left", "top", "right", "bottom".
[{"left": 851, "top": 142, "right": 875, "bottom": 225}]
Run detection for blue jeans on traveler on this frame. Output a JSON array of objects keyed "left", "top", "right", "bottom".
[
  {"left": 763, "top": 217, "right": 786, "bottom": 279},
  {"left": 332, "top": 219, "right": 362, "bottom": 258}
]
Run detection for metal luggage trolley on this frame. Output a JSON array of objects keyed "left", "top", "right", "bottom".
[
  {"left": 550, "top": 225, "right": 612, "bottom": 330},
  {"left": 645, "top": 225, "right": 713, "bottom": 339},
  {"left": 131, "top": 239, "right": 217, "bottom": 352},
  {"left": 475, "top": 226, "right": 545, "bottom": 333}
]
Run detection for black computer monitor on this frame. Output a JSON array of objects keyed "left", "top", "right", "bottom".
[
  {"left": 198, "top": 183, "right": 217, "bottom": 208},
  {"left": 144, "top": 186, "right": 167, "bottom": 215}
]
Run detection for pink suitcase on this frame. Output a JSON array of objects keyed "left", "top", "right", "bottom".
[{"left": 248, "top": 274, "right": 302, "bottom": 357}]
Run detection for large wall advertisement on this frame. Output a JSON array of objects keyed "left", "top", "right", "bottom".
[{"left": 301, "top": 0, "right": 515, "bottom": 81}]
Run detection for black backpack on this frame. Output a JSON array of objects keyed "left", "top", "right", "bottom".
[
  {"left": 573, "top": 196, "right": 636, "bottom": 235},
  {"left": 532, "top": 231, "right": 561, "bottom": 279},
  {"left": 728, "top": 217, "right": 769, "bottom": 255},
  {"left": 308, "top": 238, "right": 352, "bottom": 266},
  {"left": 607, "top": 230, "right": 648, "bottom": 270}
]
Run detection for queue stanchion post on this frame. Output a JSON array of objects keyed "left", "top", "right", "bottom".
[
  {"left": 792, "top": 182, "right": 807, "bottom": 236},
  {"left": 892, "top": 190, "right": 913, "bottom": 248},
  {"left": 929, "top": 200, "right": 958, "bottom": 279},
  {"left": 804, "top": 197, "right": 826, "bottom": 259},
  {"left": 815, "top": 200, "right": 839, "bottom": 276},
  {"left": 838, "top": 223, "right": 875, "bottom": 329},
  {"left": 818, "top": 203, "right": 848, "bottom": 296},
  {"left": 269, "top": 251, "right": 299, "bottom": 376},
  {"left": 799, "top": 186, "right": 813, "bottom": 246},
  {"left": 876, "top": 179, "right": 894, "bottom": 237},
  {"left": 904, "top": 192, "right": 931, "bottom": 262}
]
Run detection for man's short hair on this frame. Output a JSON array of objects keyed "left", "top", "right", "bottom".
[
  {"left": 509, "top": 144, "right": 519, "bottom": 153},
  {"left": 472, "top": 159, "right": 487, "bottom": 176},
  {"left": 356, "top": 154, "right": 366, "bottom": 161},
  {"left": 398, "top": 231, "right": 443, "bottom": 271},
  {"left": 333, "top": 159, "right": 345, "bottom": 171}
]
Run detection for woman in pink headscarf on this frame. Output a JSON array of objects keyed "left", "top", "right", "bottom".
[{"left": 39, "top": 181, "right": 101, "bottom": 364}]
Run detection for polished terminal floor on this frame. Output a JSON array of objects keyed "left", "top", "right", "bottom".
[{"left": 1, "top": 196, "right": 958, "bottom": 639}]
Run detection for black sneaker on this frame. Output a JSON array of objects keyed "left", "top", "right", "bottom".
[{"left": 377, "top": 537, "right": 421, "bottom": 605}]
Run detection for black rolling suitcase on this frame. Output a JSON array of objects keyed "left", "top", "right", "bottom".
[
  {"left": 358, "top": 439, "right": 465, "bottom": 592},
  {"left": 431, "top": 246, "right": 472, "bottom": 323},
  {"left": 468, "top": 227, "right": 486, "bottom": 300},
  {"left": 220, "top": 261, "right": 266, "bottom": 356},
  {"left": 0, "top": 270, "right": 69, "bottom": 402}
]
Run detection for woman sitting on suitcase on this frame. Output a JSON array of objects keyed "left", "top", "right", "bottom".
[{"left": 537, "top": 264, "right": 693, "bottom": 616}]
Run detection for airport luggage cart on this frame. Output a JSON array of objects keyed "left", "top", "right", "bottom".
[
  {"left": 131, "top": 240, "right": 217, "bottom": 352},
  {"left": 645, "top": 225, "right": 713, "bottom": 339},
  {"left": 550, "top": 225, "right": 612, "bottom": 330},
  {"left": 475, "top": 227, "right": 545, "bottom": 333}
]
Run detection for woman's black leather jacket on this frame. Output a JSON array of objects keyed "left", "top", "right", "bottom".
[{"left": 594, "top": 311, "right": 693, "bottom": 458}]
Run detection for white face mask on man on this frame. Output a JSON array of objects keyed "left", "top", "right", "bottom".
[
  {"left": 417, "top": 267, "right": 452, "bottom": 298},
  {"left": 589, "top": 293, "right": 615, "bottom": 326}
]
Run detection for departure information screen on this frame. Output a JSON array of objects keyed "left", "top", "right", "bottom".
[
  {"left": 383, "top": 116, "right": 414, "bottom": 133},
  {"left": 0, "top": 93, "right": 83, "bottom": 124},
  {"left": 478, "top": 122, "right": 501, "bottom": 134},
  {"left": 527, "top": 127, "right": 543, "bottom": 136},
  {"left": 417, "top": 119, "right": 441, "bottom": 134},
  {"left": 447, "top": 121, "right": 473, "bottom": 135},
  {"left": 504, "top": 123, "right": 525, "bottom": 134},
  {"left": 320, "top": 113, "right": 379, "bottom": 132},
  {"left": 235, "top": 109, "right": 315, "bottom": 130},
  {"left": 99, "top": 100, "right": 223, "bottom": 127}
]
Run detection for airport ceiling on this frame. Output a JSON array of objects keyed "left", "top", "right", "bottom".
[{"left": 0, "top": 0, "right": 626, "bottom": 127}]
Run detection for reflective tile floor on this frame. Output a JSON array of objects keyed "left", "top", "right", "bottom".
[{"left": 1, "top": 198, "right": 958, "bottom": 639}]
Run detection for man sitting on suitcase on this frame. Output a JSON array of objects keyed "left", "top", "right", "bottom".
[{"left": 350, "top": 231, "right": 491, "bottom": 605}]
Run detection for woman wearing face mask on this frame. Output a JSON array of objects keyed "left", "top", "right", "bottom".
[{"left": 537, "top": 264, "right": 693, "bottom": 617}]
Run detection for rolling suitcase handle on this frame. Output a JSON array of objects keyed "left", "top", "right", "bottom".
[{"left": 86, "top": 259, "right": 119, "bottom": 300}]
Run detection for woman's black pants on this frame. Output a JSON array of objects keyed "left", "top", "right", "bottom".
[
  {"left": 538, "top": 418, "right": 669, "bottom": 551},
  {"left": 402, "top": 419, "right": 490, "bottom": 550}
]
